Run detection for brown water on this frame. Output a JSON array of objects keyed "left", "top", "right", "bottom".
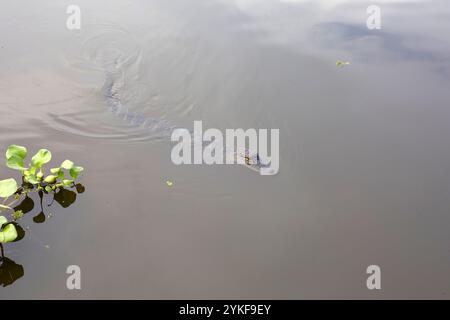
[{"left": 1, "top": 0, "right": 450, "bottom": 298}]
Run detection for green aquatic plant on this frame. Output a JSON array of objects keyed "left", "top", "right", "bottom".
[
  {"left": 5, "top": 144, "right": 83, "bottom": 193},
  {"left": 0, "top": 178, "right": 18, "bottom": 199},
  {"left": 0, "top": 145, "right": 84, "bottom": 243},
  {"left": 0, "top": 216, "right": 17, "bottom": 244}
]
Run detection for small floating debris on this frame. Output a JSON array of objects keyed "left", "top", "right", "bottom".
[
  {"left": 44, "top": 245, "right": 50, "bottom": 249},
  {"left": 336, "top": 60, "right": 351, "bottom": 67},
  {"left": 166, "top": 180, "right": 173, "bottom": 187}
]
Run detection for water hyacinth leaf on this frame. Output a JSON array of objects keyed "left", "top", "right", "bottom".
[
  {"left": 51, "top": 167, "right": 64, "bottom": 180},
  {"left": 44, "top": 175, "right": 57, "bottom": 184},
  {"left": 36, "top": 171, "right": 44, "bottom": 179},
  {"left": 45, "top": 186, "right": 52, "bottom": 193},
  {"left": 50, "top": 167, "right": 60, "bottom": 174},
  {"left": 31, "top": 149, "right": 52, "bottom": 168},
  {"left": 6, "top": 155, "right": 25, "bottom": 170},
  {"left": 29, "top": 166, "right": 37, "bottom": 175},
  {"left": 63, "top": 179, "right": 73, "bottom": 187},
  {"left": 0, "top": 223, "right": 18, "bottom": 243},
  {"left": 0, "top": 178, "right": 18, "bottom": 198},
  {"left": 25, "top": 175, "right": 39, "bottom": 185},
  {"left": 6, "top": 145, "right": 27, "bottom": 161},
  {"left": 69, "top": 166, "right": 83, "bottom": 179},
  {"left": 10, "top": 223, "right": 25, "bottom": 242},
  {"left": 61, "top": 160, "right": 74, "bottom": 170},
  {"left": 0, "top": 216, "right": 7, "bottom": 227}
]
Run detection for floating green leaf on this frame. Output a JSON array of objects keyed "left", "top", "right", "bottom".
[
  {"left": 0, "top": 216, "right": 7, "bottom": 226},
  {"left": 50, "top": 168, "right": 60, "bottom": 174},
  {"left": 61, "top": 160, "right": 74, "bottom": 170},
  {"left": 5, "top": 145, "right": 27, "bottom": 171},
  {"left": 6, "top": 145, "right": 27, "bottom": 161},
  {"left": 29, "top": 166, "right": 37, "bottom": 175},
  {"left": 51, "top": 167, "right": 64, "bottom": 180},
  {"left": 69, "top": 166, "right": 83, "bottom": 180},
  {"left": 0, "top": 178, "right": 18, "bottom": 198},
  {"left": 24, "top": 174, "right": 39, "bottom": 185},
  {"left": 6, "top": 155, "right": 25, "bottom": 170},
  {"left": 43, "top": 175, "right": 57, "bottom": 184},
  {"left": 31, "top": 149, "right": 52, "bottom": 168},
  {"left": 62, "top": 179, "right": 73, "bottom": 187},
  {"left": 59, "top": 159, "right": 79, "bottom": 180},
  {"left": 0, "top": 222, "right": 18, "bottom": 243}
]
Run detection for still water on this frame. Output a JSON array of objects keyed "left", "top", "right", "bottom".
[{"left": 1, "top": 0, "right": 450, "bottom": 298}]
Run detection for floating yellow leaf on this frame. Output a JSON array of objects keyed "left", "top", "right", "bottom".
[{"left": 166, "top": 180, "right": 173, "bottom": 187}]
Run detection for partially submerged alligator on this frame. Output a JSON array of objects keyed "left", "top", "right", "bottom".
[{"left": 103, "top": 70, "right": 268, "bottom": 173}]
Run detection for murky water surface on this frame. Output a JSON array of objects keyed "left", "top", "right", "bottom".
[{"left": 1, "top": 0, "right": 450, "bottom": 298}]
